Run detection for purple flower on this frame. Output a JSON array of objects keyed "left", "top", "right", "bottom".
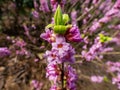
[
  {"left": 82, "top": 51, "right": 95, "bottom": 61},
  {"left": 113, "top": 0, "right": 120, "bottom": 9},
  {"left": 52, "top": 38, "right": 69, "bottom": 54},
  {"left": 0, "top": 47, "right": 10, "bottom": 58},
  {"left": 14, "top": 39, "right": 26, "bottom": 48},
  {"left": 66, "top": 65, "right": 77, "bottom": 90},
  {"left": 89, "top": 0, "right": 120, "bottom": 33},
  {"left": 71, "top": 10, "right": 77, "bottom": 25},
  {"left": 39, "top": 0, "right": 50, "bottom": 12},
  {"left": 91, "top": 75, "right": 104, "bottom": 83},
  {"left": 112, "top": 73, "right": 120, "bottom": 89},
  {"left": 81, "top": 42, "right": 103, "bottom": 61},
  {"left": 40, "top": 6, "right": 79, "bottom": 89},
  {"left": 52, "top": 36, "right": 75, "bottom": 63},
  {"left": 40, "top": 29, "right": 56, "bottom": 43},
  {"left": 33, "top": 0, "right": 39, "bottom": 10},
  {"left": 89, "top": 21, "right": 101, "bottom": 32},
  {"left": 16, "top": 48, "right": 29, "bottom": 56},
  {"left": 46, "top": 61, "right": 60, "bottom": 82},
  {"left": 34, "top": 58, "right": 39, "bottom": 62},
  {"left": 50, "top": 0, "right": 66, "bottom": 11},
  {"left": 41, "top": 29, "right": 77, "bottom": 88},
  {"left": 99, "top": 0, "right": 112, "bottom": 14},
  {"left": 82, "top": 34, "right": 112, "bottom": 61},
  {"left": 65, "top": 25, "right": 82, "bottom": 42},
  {"left": 62, "top": 46, "right": 75, "bottom": 63},
  {"left": 111, "top": 33, "right": 120, "bottom": 45},
  {"left": 31, "top": 80, "right": 43, "bottom": 90},
  {"left": 106, "top": 61, "right": 120, "bottom": 72},
  {"left": 32, "top": 10, "right": 39, "bottom": 18},
  {"left": 106, "top": 61, "right": 120, "bottom": 89},
  {"left": 45, "top": 50, "right": 59, "bottom": 63},
  {"left": 12, "top": 38, "right": 30, "bottom": 56},
  {"left": 50, "top": 84, "right": 57, "bottom": 90},
  {"left": 66, "top": 49, "right": 75, "bottom": 62}
]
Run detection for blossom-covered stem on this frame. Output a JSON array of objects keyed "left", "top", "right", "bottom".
[
  {"left": 77, "top": 0, "right": 102, "bottom": 21},
  {"left": 89, "top": 0, "right": 120, "bottom": 33},
  {"left": 40, "top": 5, "right": 81, "bottom": 90}
]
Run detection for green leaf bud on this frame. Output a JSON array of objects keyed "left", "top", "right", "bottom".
[
  {"left": 63, "top": 14, "right": 70, "bottom": 25},
  {"left": 54, "top": 25, "right": 67, "bottom": 34},
  {"left": 54, "top": 5, "right": 63, "bottom": 25}
]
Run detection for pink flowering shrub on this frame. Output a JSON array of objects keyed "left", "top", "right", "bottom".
[
  {"left": 0, "top": 0, "right": 120, "bottom": 90},
  {"left": 40, "top": 5, "right": 80, "bottom": 89}
]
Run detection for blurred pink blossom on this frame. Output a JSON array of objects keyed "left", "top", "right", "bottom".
[{"left": 91, "top": 75, "right": 104, "bottom": 83}]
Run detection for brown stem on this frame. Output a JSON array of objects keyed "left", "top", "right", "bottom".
[{"left": 61, "top": 62, "right": 64, "bottom": 90}]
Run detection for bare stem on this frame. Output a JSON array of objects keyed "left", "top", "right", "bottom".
[{"left": 61, "top": 62, "right": 65, "bottom": 90}]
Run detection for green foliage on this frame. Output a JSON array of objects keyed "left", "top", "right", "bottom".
[
  {"left": 103, "top": 76, "right": 110, "bottom": 82},
  {"left": 63, "top": 14, "right": 70, "bottom": 25},
  {"left": 99, "top": 34, "right": 112, "bottom": 43},
  {"left": 54, "top": 5, "right": 63, "bottom": 25},
  {"left": 54, "top": 25, "right": 67, "bottom": 34},
  {"left": 53, "top": 5, "right": 71, "bottom": 35}
]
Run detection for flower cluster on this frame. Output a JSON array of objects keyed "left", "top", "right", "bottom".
[
  {"left": 91, "top": 75, "right": 104, "bottom": 83},
  {"left": 0, "top": 47, "right": 10, "bottom": 58},
  {"left": 65, "top": 25, "right": 83, "bottom": 42},
  {"left": 106, "top": 61, "right": 120, "bottom": 73},
  {"left": 41, "top": 30, "right": 78, "bottom": 89},
  {"left": 12, "top": 38, "right": 30, "bottom": 57},
  {"left": 31, "top": 80, "right": 43, "bottom": 90},
  {"left": 89, "top": 0, "right": 120, "bottom": 33},
  {"left": 82, "top": 34, "right": 112, "bottom": 61},
  {"left": 50, "top": 0, "right": 66, "bottom": 11},
  {"left": 112, "top": 73, "right": 120, "bottom": 89},
  {"left": 106, "top": 61, "right": 120, "bottom": 89},
  {"left": 112, "top": 33, "right": 120, "bottom": 45},
  {"left": 82, "top": 37, "right": 103, "bottom": 61},
  {"left": 65, "top": 65, "right": 77, "bottom": 90},
  {"left": 39, "top": 0, "right": 50, "bottom": 12},
  {"left": 40, "top": 5, "right": 82, "bottom": 89}
]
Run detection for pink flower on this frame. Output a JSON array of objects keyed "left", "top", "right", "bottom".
[
  {"left": 51, "top": 36, "right": 75, "bottom": 63},
  {"left": 46, "top": 61, "right": 60, "bottom": 83},
  {"left": 91, "top": 75, "right": 104, "bottom": 83},
  {"left": 31, "top": 80, "right": 43, "bottom": 90},
  {"left": 81, "top": 41, "right": 103, "bottom": 61},
  {"left": 32, "top": 10, "right": 39, "bottom": 18},
  {"left": 111, "top": 33, "right": 120, "bottom": 45},
  {"left": 89, "top": 21, "right": 101, "bottom": 32},
  {"left": 50, "top": 0, "right": 66, "bottom": 11},
  {"left": 65, "top": 25, "right": 83, "bottom": 42},
  {"left": 40, "top": 29, "right": 56, "bottom": 43},
  {"left": 0, "top": 47, "right": 10, "bottom": 58},
  {"left": 45, "top": 50, "right": 59, "bottom": 63},
  {"left": 66, "top": 65, "right": 77, "bottom": 90},
  {"left": 50, "top": 84, "right": 57, "bottom": 90},
  {"left": 112, "top": 73, "right": 120, "bottom": 89},
  {"left": 71, "top": 10, "right": 77, "bottom": 24},
  {"left": 106, "top": 61, "right": 120, "bottom": 72},
  {"left": 39, "top": 0, "right": 50, "bottom": 12}
]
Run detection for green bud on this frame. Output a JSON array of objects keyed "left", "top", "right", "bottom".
[
  {"left": 54, "top": 5, "right": 63, "bottom": 25},
  {"left": 45, "top": 24, "right": 54, "bottom": 29},
  {"left": 81, "top": 34, "right": 85, "bottom": 38},
  {"left": 103, "top": 76, "right": 109, "bottom": 82},
  {"left": 63, "top": 14, "right": 70, "bottom": 25},
  {"left": 54, "top": 25, "right": 67, "bottom": 34},
  {"left": 66, "top": 24, "right": 72, "bottom": 29},
  {"left": 99, "top": 34, "right": 112, "bottom": 43}
]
